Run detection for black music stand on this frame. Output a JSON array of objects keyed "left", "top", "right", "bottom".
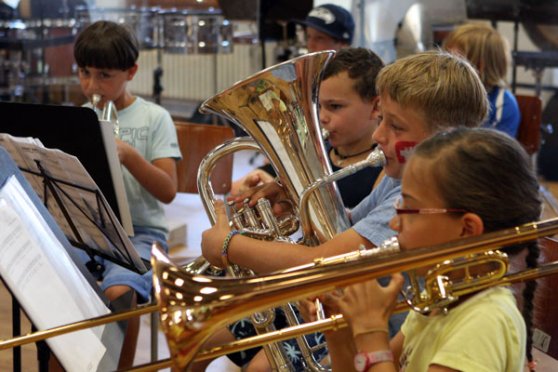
[
  {"left": 0, "top": 146, "right": 132, "bottom": 372},
  {"left": 0, "top": 101, "right": 131, "bottom": 230},
  {"left": 0, "top": 133, "right": 146, "bottom": 275}
]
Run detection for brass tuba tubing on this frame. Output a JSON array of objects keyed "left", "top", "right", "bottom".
[
  {"left": 197, "top": 137, "right": 261, "bottom": 225},
  {"left": 299, "top": 147, "right": 386, "bottom": 239},
  {"left": 153, "top": 217, "right": 558, "bottom": 370}
]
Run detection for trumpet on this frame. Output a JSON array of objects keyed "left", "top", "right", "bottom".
[
  {"left": 92, "top": 93, "right": 119, "bottom": 137},
  {"left": 153, "top": 217, "right": 558, "bottom": 370}
]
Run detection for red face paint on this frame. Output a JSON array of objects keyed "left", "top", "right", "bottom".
[{"left": 395, "top": 141, "right": 418, "bottom": 163}]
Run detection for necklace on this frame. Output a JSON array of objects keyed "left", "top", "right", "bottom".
[{"left": 332, "top": 144, "right": 376, "bottom": 166}]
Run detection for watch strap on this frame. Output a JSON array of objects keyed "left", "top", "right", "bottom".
[{"left": 354, "top": 350, "right": 394, "bottom": 371}]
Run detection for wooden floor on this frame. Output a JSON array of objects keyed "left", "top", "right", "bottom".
[{"left": 0, "top": 284, "right": 39, "bottom": 372}]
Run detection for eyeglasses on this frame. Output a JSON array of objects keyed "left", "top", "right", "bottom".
[{"left": 394, "top": 197, "right": 468, "bottom": 215}]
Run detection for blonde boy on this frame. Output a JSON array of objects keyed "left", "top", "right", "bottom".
[{"left": 198, "top": 50, "right": 488, "bottom": 370}]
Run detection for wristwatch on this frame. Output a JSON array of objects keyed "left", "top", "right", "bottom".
[{"left": 354, "top": 350, "right": 394, "bottom": 371}]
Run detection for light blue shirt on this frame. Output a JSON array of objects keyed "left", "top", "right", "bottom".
[
  {"left": 118, "top": 97, "right": 181, "bottom": 235},
  {"left": 351, "top": 175, "right": 401, "bottom": 246},
  {"left": 350, "top": 175, "right": 406, "bottom": 336}
]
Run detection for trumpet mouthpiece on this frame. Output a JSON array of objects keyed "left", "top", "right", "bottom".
[{"left": 91, "top": 94, "right": 101, "bottom": 109}]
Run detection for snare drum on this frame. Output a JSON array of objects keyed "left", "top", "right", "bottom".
[
  {"left": 75, "top": 6, "right": 160, "bottom": 49},
  {"left": 160, "top": 9, "right": 233, "bottom": 54}
]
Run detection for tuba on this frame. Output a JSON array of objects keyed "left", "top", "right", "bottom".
[
  {"left": 190, "top": 50, "right": 385, "bottom": 371},
  {"left": 199, "top": 50, "right": 350, "bottom": 243}
]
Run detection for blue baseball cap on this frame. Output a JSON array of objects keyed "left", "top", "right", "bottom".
[{"left": 294, "top": 4, "right": 355, "bottom": 44}]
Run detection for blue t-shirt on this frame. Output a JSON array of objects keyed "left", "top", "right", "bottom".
[
  {"left": 350, "top": 175, "right": 407, "bottom": 336},
  {"left": 484, "top": 87, "right": 521, "bottom": 138},
  {"left": 351, "top": 175, "right": 401, "bottom": 246}
]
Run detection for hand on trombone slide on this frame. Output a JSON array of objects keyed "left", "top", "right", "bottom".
[
  {"left": 298, "top": 273, "right": 404, "bottom": 337},
  {"left": 335, "top": 274, "right": 405, "bottom": 337}
]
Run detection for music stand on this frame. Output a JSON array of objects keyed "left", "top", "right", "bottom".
[
  {"left": 0, "top": 147, "right": 130, "bottom": 371},
  {"left": 0, "top": 101, "right": 131, "bottom": 232},
  {"left": 0, "top": 102, "right": 146, "bottom": 274}
]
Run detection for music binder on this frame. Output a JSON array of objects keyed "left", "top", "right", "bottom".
[
  {"left": 0, "top": 147, "right": 128, "bottom": 372},
  {"left": 0, "top": 133, "right": 147, "bottom": 274}
]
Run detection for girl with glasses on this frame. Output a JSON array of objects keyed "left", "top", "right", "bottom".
[{"left": 326, "top": 127, "right": 541, "bottom": 372}]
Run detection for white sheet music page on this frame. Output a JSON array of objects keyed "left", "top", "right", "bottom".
[{"left": 0, "top": 175, "right": 109, "bottom": 372}]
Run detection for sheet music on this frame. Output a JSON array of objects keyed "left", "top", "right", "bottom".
[
  {"left": 0, "top": 175, "right": 108, "bottom": 372},
  {"left": 0, "top": 134, "right": 147, "bottom": 273},
  {"left": 99, "top": 120, "right": 133, "bottom": 236}
]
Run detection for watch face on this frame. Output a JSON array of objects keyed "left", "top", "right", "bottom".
[{"left": 354, "top": 353, "right": 367, "bottom": 371}]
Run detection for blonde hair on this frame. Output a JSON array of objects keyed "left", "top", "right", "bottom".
[
  {"left": 376, "top": 50, "right": 488, "bottom": 132},
  {"left": 442, "top": 22, "right": 510, "bottom": 89}
]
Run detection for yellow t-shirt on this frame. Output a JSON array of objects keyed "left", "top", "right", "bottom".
[{"left": 399, "top": 287, "right": 526, "bottom": 372}]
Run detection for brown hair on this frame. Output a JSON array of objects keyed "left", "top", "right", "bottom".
[
  {"left": 443, "top": 22, "right": 510, "bottom": 89},
  {"left": 323, "top": 47, "right": 384, "bottom": 100},
  {"left": 414, "top": 127, "right": 541, "bottom": 370},
  {"left": 376, "top": 50, "right": 488, "bottom": 133},
  {"left": 74, "top": 20, "right": 139, "bottom": 70}
]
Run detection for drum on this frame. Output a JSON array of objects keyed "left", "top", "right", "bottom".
[
  {"left": 160, "top": 9, "right": 233, "bottom": 54},
  {"left": 75, "top": 6, "right": 160, "bottom": 50}
]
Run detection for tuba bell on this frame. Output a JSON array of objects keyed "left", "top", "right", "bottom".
[{"left": 199, "top": 50, "right": 350, "bottom": 243}]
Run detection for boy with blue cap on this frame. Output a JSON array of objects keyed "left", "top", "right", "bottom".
[{"left": 295, "top": 3, "right": 355, "bottom": 52}]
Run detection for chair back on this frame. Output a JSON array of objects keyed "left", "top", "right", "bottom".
[
  {"left": 515, "top": 94, "right": 542, "bottom": 155},
  {"left": 532, "top": 236, "right": 558, "bottom": 359},
  {"left": 174, "top": 121, "right": 234, "bottom": 194}
]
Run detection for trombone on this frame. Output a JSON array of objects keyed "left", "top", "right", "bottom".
[
  {"left": 2, "top": 217, "right": 558, "bottom": 371},
  {"left": 153, "top": 217, "right": 558, "bottom": 370}
]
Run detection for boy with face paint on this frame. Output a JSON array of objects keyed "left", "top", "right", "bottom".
[
  {"left": 203, "top": 50, "right": 487, "bottom": 269},
  {"left": 200, "top": 50, "right": 488, "bottom": 340}
]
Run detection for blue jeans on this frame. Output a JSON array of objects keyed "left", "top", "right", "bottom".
[{"left": 77, "top": 226, "right": 168, "bottom": 303}]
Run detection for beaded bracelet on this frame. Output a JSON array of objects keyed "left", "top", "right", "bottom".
[{"left": 221, "top": 230, "right": 244, "bottom": 268}]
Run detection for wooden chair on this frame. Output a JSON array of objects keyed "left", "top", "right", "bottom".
[
  {"left": 174, "top": 121, "right": 235, "bottom": 194},
  {"left": 515, "top": 94, "right": 543, "bottom": 155},
  {"left": 532, "top": 236, "right": 558, "bottom": 359}
]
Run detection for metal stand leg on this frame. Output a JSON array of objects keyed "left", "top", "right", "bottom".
[
  {"left": 12, "top": 296, "right": 21, "bottom": 372},
  {"left": 153, "top": 49, "right": 164, "bottom": 105},
  {"left": 150, "top": 309, "right": 159, "bottom": 362}
]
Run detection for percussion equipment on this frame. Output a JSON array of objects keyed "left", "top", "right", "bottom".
[
  {"left": 159, "top": 9, "right": 233, "bottom": 54},
  {"left": 0, "top": 18, "right": 77, "bottom": 94},
  {"left": 75, "top": 6, "right": 160, "bottom": 50}
]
